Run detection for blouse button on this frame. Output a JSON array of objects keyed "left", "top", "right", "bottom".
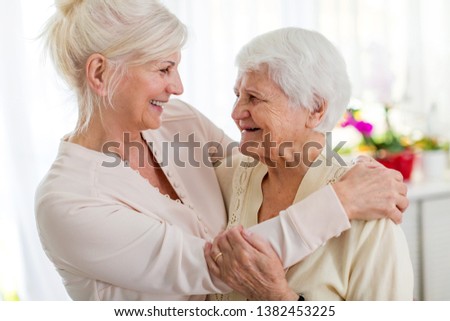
[
  {"left": 203, "top": 227, "right": 208, "bottom": 233},
  {"left": 173, "top": 181, "right": 180, "bottom": 188},
  {"left": 166, "top": 171, "right": 172, "bottom": 177}
]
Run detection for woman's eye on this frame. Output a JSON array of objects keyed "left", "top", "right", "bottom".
[
  {"left": 249, "top": 95, "right": 259, "bottom": 103},
  {"left": 159, "top": 67, "right": 170, "bottom": 74}
]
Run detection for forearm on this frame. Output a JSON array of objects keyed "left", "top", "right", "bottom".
[
  {"left": 248, "top": 185, "right": 350, "bottom": 268},
  {"left": 37, "top": 200, "right": 231, "bottom": 296}
]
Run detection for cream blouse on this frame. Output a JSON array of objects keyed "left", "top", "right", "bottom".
[{"left": 211, "top": 152, "right": 414, "bottom": 301}]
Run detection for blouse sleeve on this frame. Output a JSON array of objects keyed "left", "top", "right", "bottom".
[
  {"left": 248, "top": 185, "right": 351, "bottom": 268},
  {"left": 36, "top": 193, "right": 230, "bottom": 296},
  {"left": 345, "top": 219, "right": 414, "bottom": 300}
]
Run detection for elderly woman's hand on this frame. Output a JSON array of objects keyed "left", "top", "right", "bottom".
[
  {"left": 333, "top": 158, "right": 409, "bottom": 224},
  {"left": 204, "top": 226, "right": 298, "bottom": 300}
]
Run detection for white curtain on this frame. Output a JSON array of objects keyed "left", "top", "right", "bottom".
[
  {"left": 1, "top": 0, "right": 449, "bottom": 300},
  {"left": 1, "top": 0, "right": 72, "bottom": 300}
]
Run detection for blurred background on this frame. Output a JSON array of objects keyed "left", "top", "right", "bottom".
[{"left": 1, "top": 0, "right": 449, "bottom": 300}]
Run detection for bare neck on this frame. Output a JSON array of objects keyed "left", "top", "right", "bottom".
[{"left": 68, "top": 112, "right": 145, "bottom": 158}]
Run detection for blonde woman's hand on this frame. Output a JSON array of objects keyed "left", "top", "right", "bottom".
[{"left": 333, "top": 159, "right": 408, "bottom": 224}]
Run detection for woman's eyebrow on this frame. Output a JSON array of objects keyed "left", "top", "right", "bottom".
[
  {"left": 160, "top": 61, "right": 176, "bottom": 66},
  {"left": 245, "top": 88, "right": 265, "bottom": 97}
]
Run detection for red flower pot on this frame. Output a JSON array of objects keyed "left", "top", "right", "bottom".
[{"left": 376, "top": 150, "right": 415, "bottom": 180}]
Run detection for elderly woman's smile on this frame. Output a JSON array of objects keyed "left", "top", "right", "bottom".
[
  {"left": 232, "top": 67, "right": 323, "bottom": 165},
  {"left": 240, "top": 126, "right": 261, "bottom": 133}
]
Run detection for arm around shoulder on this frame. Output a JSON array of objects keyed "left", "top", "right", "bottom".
[{"left": 248, "top": 185, "right": 351, "bottom": 268}]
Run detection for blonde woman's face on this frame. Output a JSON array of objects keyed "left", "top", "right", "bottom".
[{"left": 112, "top": 51, "right": 183, "bottom": 131}]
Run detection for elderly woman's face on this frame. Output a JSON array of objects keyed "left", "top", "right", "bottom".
[
  {"left": 112, "top": 51, "right": 183, "bottom": 131},
  {"left": 232, "top": 68, "right": 323, "bottom": 164}
]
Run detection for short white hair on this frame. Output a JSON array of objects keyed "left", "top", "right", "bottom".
[
  {"left": 41, "top": 0, "right": 187, "bottom": 134},
  {"left": 235, "top": 27, "right": 351, "bottom": 133}
]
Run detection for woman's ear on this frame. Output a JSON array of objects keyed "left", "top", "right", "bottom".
[
  {"left": 306, "top": 98, "right": 328, "bottom": 129},
  {"left": 86, "top": 53, "right": 108, "bottom": 96}
]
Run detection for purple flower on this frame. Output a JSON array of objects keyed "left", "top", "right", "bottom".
[
  {"left": 341, "top": 112, "right": 374, "bottom": 136},
  {"left": 354, "top": 121, "right": 373, "bottom": 136},
  {"left": 341, "top": 112, "right": 358, "bottom": 128}
]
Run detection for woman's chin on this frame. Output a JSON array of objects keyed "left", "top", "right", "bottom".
[
  {"left": 144, "top": 121, "right": 162, "bottom": 130},
  {"left": 239, "top": 143, "right": 262, "bottom": 161},
  {"left": 142, "top": 113, "right": 162, "bottom": 130}
]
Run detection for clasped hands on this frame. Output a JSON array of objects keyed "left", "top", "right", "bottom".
[{"left": 204, "top": 225, "right": 299, "bottom": 300}]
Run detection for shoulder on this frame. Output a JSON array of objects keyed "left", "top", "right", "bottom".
[
  {"left": 35, "top": 142, "right": 96, "bottom": 202},
  {"left": 158, "top": 99, "right": 226, "bottom": 143},
  {"left": 347, "top": 218, "right": 407, "bottom": 249},
  {"left": 161, "top": 99, "right": 199, "bottom": 121},
  {"left": 35, "top": 141, "right": 128, "bottom": 223},
  {"left": 301, "top": 152, "right": 350, "bottom": 189},
  {"left": 327, "top": 218, "right": 411, "bottom": 275},
  {"left": 319, "top": 151, "right": 350, "bottom": 181},
  {"left": 162, "top": 99, "right": 216, "bottom": 126}
]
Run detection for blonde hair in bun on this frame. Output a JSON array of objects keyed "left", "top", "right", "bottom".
[
  {"left": 55, "top": 0, "right": 84, "bottom": 17},
  {"left": 41, "top": 0, "right": 187, "bottom": 134}
]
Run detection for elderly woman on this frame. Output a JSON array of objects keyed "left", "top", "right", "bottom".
[
  {"left": 207, "top": 27, "right": 413, "bottom": 301},
  {"left": 36, "top": 0, "right": 409, "bottom": 300}
]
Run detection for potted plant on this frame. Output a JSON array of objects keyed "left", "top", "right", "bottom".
[{"left": 341, "top": 105, "right": 415, "bottom": 180}]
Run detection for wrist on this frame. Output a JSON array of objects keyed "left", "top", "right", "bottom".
[
  {"left": 278, "top": 289, "right": 300, "bottom": 301},
  {"left": 331, "top": 181, "right": 355, "bottom": 220}
]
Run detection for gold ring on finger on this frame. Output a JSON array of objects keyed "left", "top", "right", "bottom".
[{"left": 213, "top": 252, "right": 223, "bottom": 263}]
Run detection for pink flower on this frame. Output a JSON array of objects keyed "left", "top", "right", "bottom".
[
  {"left": 341, "top": 111, "right": 357, "bottom": 127},
  {"left": 341, "top": 111, "right": 373, "bottom": 136},
  {"left": 354, "top": 121, "right": 373, "bottom": 137}
]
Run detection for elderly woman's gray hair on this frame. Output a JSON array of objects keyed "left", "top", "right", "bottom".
[
  {"left": 41, "top": 0, "right": 187, "bottom": 134},
  {"left": 235, "top": 27, "right": 351, "bottom": 133}
]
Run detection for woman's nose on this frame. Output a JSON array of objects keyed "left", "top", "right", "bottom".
[
  {"left": 231, "top": 98, "right": 250, "bottom": 121},
  {"left": 168, "top": 72, "right": 184, "bottom": 95}
]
